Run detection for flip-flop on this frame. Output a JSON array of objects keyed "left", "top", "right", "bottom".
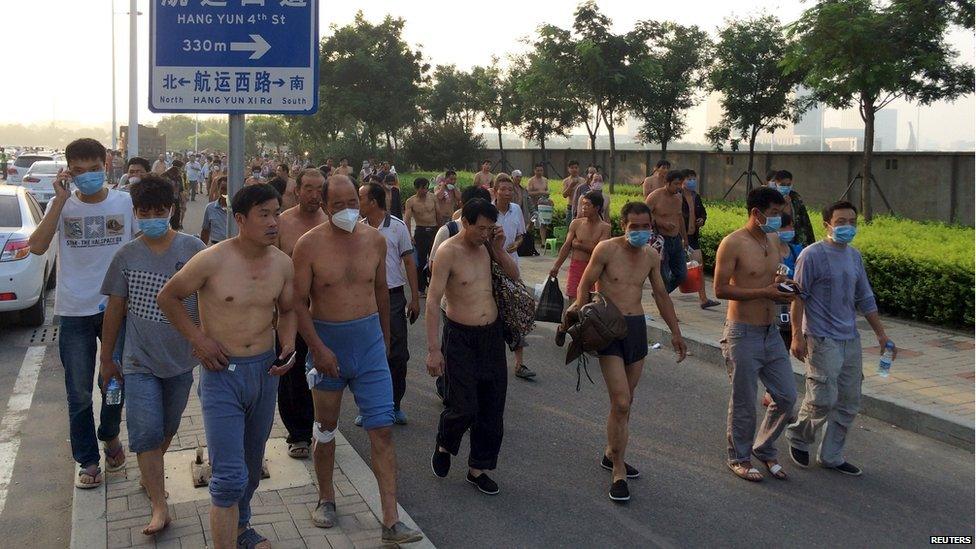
[
  {"left": 75, "top": 465, "right": 103, "bottom": 489},
  {"left": 753, "top": 452, "right": 788, "bottom": 480},
  {"left": 104, "top": 442, "right": 126, "bottom": 472},
  {"left": 727, "top": 461, "right": 763, "bottom": 482},
  {"left": 237, "top": 526, "right": 269, "bottom": 549},
  {"left": 288, "top": 441, "right": 310, "bottom": 459}
]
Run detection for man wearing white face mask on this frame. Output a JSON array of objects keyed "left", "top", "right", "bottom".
[
  {"left": 119, "top": 156, "right": 151, "bottom": 191},
  {"left": 785, "top": 201, "right": 893, "bottom": 477},
  {"left": 291, "top": 175, "right": 422, "bottom": 544},
  {"left": 99, "top": 175, "right": 206, "bottom": 535}
]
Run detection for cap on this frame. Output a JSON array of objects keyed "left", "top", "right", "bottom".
[{"left": 511, "top": 169, "right": 522, "bottom": 177}]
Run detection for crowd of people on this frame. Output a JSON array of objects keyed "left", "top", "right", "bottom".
[{"left": 29, "top": 137, "right": 894, "bottom": 548}]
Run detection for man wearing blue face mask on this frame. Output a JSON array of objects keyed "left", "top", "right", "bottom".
[
  {"left": 28, "top": 138, "right": 139, "bottom": 490},
  {"left": 785, "top": 201, "right": 894, "bottom": 477},
  {"left": 99, "top": 176, "right": 206, "bottom": 535},
  {"left": 773, "top": 170, "right": 815, "bottom": 246},
  {"left": 575, "top": 201, "right": 686, "bottom": 502}
]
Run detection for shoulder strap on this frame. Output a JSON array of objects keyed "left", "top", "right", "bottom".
[{"left": 447, "top": 220, "right": 459, "bottom": 237}]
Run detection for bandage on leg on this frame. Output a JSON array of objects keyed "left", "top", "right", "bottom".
[{"left": 312, "top": 422, "right": 336, "bottom": 444}]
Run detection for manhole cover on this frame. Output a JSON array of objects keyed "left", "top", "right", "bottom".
[{"left": 28, "top": 325, "right": 59, "bottom": 345}]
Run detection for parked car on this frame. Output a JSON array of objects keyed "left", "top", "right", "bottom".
[
  {"left": 0, "top": 185, "right": 57, "bottom": 326},
  {"left": 7, "top": 154, "right": 54, "bottom": 185},
  {"left": 22, "top": 160, "right": 68, "bottom": 207}
]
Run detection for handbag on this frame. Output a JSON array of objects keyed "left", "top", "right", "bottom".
[
  {"left": 534, "top": 275, "right": 565, "bottom": 323},
  {"left": 487, "top": 249, "right": 537, "bottom": 349}
]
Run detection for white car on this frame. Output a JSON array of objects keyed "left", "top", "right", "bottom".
[
  {"left": 0, "top": 185, "right": 57, "bottom": 326},
  {"left": 22, "top": 160, "right": 68, "bottom": 207},
  {"left": 6, "top": 153, "right": 54, "bottom": 185}
]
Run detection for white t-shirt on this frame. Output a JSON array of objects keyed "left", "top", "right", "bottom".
[
  {"left": 365, "top": 214, "right": 414, "bottom": 289},
  {"left": 185, "top": 161, "right": 202, "bottom": 181},
  {"left": 55, "top": 190, "right": 138, "bottom": 316},
  {"left": 495, "top": 202, "right": 525, "bottom": 267}
]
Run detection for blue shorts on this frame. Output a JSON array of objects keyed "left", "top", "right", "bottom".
[
  {"left": 306, "top": 314, "right": 394, "bottom": 430},
  {"left": 124, "top": 370, "right": 193, "bottom": 453}
]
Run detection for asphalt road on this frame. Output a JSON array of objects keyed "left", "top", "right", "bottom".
[{"left": 0, "top": 195, "right": 970, "bottom": 548}]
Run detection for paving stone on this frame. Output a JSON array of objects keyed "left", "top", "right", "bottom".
[
  {"left": 107, "top": 527, "right": 131, "bottom": 548},
  {"left": 337, "top": 503, "right": 369, "bottom": 516},
  {"left": 250, "top": 512, "right": 293, "bottom": 525},
  {"left": 274, "top": 519, "right": 302, "bottom": 540},
  {"left": 325, "top": 533, "right": 355, "bottom": 549},
  {"left": 155, "top": 539, "right": 182, "bottom": 549},
  {"left": 107, "top": 496, "right": 129, "bottom": 514}
]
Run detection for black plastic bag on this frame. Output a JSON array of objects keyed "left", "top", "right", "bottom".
[{"left": 534, "top": 275, "right": 565, "bottom": 323}]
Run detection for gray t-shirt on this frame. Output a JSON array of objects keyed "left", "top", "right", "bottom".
[
  {"left": 101, "top": 233, "right": 206, "bottom": 377},
  {"left": 794, "top": 240, "right": 878, "bottom": 340}
]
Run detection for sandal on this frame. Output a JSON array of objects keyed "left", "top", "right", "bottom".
[
  {"left": 287, "top": 441, "right": 310, "bottom": 459},
  {"left": 104, "top": 441, "right": 126, "bottom": 472},
  {"left": 753, "top": 452, "right": 788, "bottom": 480},
  {"left": 727, "top": 461, "right": 763, "bottom": 482},
  {"left": 75, "top": 464, "right": 103, "bottom": 489},
  {"left": 236, "top": 526, "right": 270, "bottom": 549}
]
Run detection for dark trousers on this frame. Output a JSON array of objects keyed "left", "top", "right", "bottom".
[
  {"left": 388, "top": 286, "right": 409, "bottom": 409},
  {"left": 414, "top": 226, "right": 437, "bottom": 292},
  {"left": 436, "top": 317, "right": 508, "bottom": 470},
  {"left": 276, "top": 334, "right": 313, "bottom": 444},
  {"left": 660, "top": 234, "right": 688, "bottom": 293}
]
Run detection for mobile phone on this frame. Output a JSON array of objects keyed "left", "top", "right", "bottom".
[
  {"left": 778, "top": 282, "right": 798, "bottom": 294},
  {"left": 270, "top": 351, "right": 296, "bottom": 370}
]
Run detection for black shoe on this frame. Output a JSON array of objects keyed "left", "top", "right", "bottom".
[
  {"left": 431, "top": 448, "right": 450, "bottom": 478},
  {"left": 789, "top": 445, "right": 810, "bottom": 468},
  {"left": 824, "top": 461, "right": 862, "bottom": 476},
  {"left": 608, "top": 479, "right": 630, "bottom": 502},
  {"left": 466, "top": 472, "right": 499, "bottom": 495},
  {"left": 601, "top": 455, "right": 640, "bottom": 479}
]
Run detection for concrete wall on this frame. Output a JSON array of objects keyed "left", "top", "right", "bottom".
[{"left": 481, "top": 149, "right": 975, "bottom": 226}]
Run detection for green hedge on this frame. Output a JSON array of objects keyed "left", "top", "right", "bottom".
[{"left": 398, "top": 171, "right": 974, "bottom": 328}]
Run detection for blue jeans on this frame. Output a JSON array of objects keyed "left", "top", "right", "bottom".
[
  {"left": 59, "top": 313, "right": 124, "bottom": 468},
  {"left": 125, "top": 371, "right": 193, "bottom": 453},
  {"left": 660, "top": 235, "right": 687, "bottom": 293},
  {"left": 199, "top": 349, "right": 278, "bottom": 528}
]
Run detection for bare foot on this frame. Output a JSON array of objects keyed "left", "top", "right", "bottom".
[{"left": 142, "top": 507, "right": 171, "bottom": 536}]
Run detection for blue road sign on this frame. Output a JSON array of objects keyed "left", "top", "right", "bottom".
[{"left": 149, "top": 0, "right": 318, "bottom": 115}]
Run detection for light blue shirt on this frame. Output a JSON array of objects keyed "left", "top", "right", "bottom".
[{"left": 795, "top": 240, "right": 878, "bottom": 340}]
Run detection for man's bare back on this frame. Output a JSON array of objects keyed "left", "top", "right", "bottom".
[
  {"left": 277, "top": 206, "right": 327, "bottom": 256},
  {"left": 435, "top": 235, "right": 497, "bottom": 326},
  {"left": 192, "top": 241, "right": 292, "bottom": 356},
  {"left": 645, "top": 187, "right": 683, "bottom": 237},
  {"left": 716, "top": 229, "right": 783, "bottom": 326},
  {"left": 294, "top": 221, "right": 387, "bottom": 322}
]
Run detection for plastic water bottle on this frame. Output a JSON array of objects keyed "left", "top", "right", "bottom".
[
  {"left": 105, "top": 377, "right": 122, "bottom": 406},
  {"left": 877, "top": 341, "right": 895, "bottom": 378}
]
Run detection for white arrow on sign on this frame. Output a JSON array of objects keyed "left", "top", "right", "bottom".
[{"left": 230, "top": 34, "right": 271, "bottom": 60}]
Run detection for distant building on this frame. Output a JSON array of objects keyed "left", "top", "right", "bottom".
[{"left": 119, "top": 125, "right": 166, "bottom": 159}]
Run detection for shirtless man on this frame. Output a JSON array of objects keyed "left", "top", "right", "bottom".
[
  {"left": 275, "top": 169, "right": 327, "bottom": 459},
  {"left": 292, "top": 175, "right": 422, "bottom": 545},
  {"left": 645, "top": 169, "right": 689, "bottom": 293},
  {"left": 157, "top": 184, "right": 297, "bottom": 549},
  {"left": 333, "top": 157, "right": 353, "bottom": 177},
  {"left": 427, "top": 198, "right": 520, "bottom": 496},
  {"left": 550, "top": 190, "right": 611, "bottom": 302},
  {"left": 434, "top": 170, "right": 462, "bottom": 226},
  {"left": 403, "top": 178, "right": 439, "bottom": 296},
  {"left": 575, "top": 201, "right": 686, "bottom": 503},
  {"left": 526, "top": 163, "right": 550, "bottom": 242},
  {"left": 472, "top": 159, "right": 494, "bottom": 189},
  {"left": 642, "top": 160, "right": 671, "bottom": 198},
  {"left": 713, "top": 187, "right": 798, "bottom": 482},
  {"left": 244, "top": 164, "right": 265, "bottom": 186},
  {"left": 275, "top": 163, "right": 299, "bottom": 210},
  {"left": 561, "top": 160, "right": 586, "bottom": 220}
]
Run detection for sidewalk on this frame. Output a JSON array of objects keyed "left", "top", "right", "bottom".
[
  {"left": 521, "top": 255, "right": 975, "bottom": 451},
  {"left": 71, "top": 370, "right": 434, "bottom": 549}
]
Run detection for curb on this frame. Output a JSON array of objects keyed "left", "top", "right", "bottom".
[
  {"left": 69, "top": 390, "right": 108, "bottom": 549},
  {"left": 644, "top": 320, "right": 975, "bottom": 452}
]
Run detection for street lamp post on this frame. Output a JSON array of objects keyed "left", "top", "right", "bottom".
[
  {"left": 127, "top": 0, "right": 139, "bottom": 159},
  {"left": 111, "top": 0, "right": 117, "bottom": 151}
]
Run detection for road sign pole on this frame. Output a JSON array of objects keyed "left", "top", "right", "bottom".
[
  {"left": 127, "top": 0, "right": 138, "bottom": 159},
  {"left": 226, "top": 113, "right": 245, "bottom": 238}
]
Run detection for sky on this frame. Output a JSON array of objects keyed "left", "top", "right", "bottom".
[{"left": 0, "top": 0, "right": 972, "bottom": 148}]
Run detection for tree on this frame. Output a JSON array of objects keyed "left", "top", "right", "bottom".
[
  {"left": 707, "top": 15, "right": 804, "bottom": 191},
  {"left": 509, "top": 51, "right": 578, "bottom": 175},
  {"left": 317, "top": 12, "right": 428, "bottom": 156},
  {"left": 570, "top": 1, "right": 649, "bottom": 190},
  {"left": 247, "top": 115, "right": 288, "bottom": 155},
  {"left": 630, "top": 22, "right": 712, "bottom": 155},
  {"left": 156, "top": 115, "right": 197, "bottom": 149},
  {"left": 469, "top": 60, "right": 520, "bottom": 171},
  {"left": 426, "top": 65, "right": 478, "bottom": 132},
  {"left": 402, "top": 120, "right": 485, "bottom": 171},
  {"left": 784, "top": 0, "right": 974, "bottom": 219}
]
